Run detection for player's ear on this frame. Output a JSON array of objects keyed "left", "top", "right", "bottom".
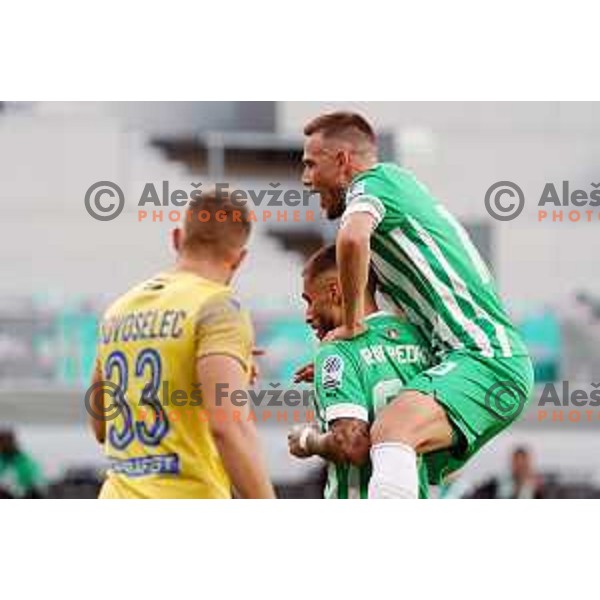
[
  {"left": 336, "top": 147, "right": 351, "bottom": 170},
  {"left": 328, "top": 280, "right": 343, "bottom": 306},
  {"left": 172, "top": 227, "right": 182, "bottom": 253}
]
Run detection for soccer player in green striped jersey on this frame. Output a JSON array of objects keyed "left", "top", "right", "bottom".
[
  {"left": 288, "top": 245, "right": 432, "bottom": 498},
  {"left": 301, "top": 112, "right": 534, "bottom": 498}
]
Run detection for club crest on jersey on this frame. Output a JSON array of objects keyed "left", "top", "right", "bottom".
[{"left": 322, "top": 354, "right": 344, "bottom": 389}]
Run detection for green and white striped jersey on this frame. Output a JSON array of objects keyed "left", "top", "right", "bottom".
[
  {"left": 313, "top": 312, "right": 431, "bottom": 499},
  {"left": 342, "top": 163, "right": 527, "bottom": 359}
]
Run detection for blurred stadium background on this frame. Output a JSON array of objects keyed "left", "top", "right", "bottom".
[{"left": 1, "top": 101, "right": 600, "bottom": 498}]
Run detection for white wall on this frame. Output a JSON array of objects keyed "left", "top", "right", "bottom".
[
  {"left": 0, "top": 112, "right": 305, "bottom": 309},
  {"left": 0, "top": 114, "right": 172, "bottom": 300},
  {"left": 33, "top": 101, "right": 274, "bottom": 135}
]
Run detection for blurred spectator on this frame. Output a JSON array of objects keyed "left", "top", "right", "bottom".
[
  {"left": 469, "top": 446, "right": 546, "bottom": 499},
  {"left": 0, "top": 485, "right": 14, "bottom": 499},
  {"left": 46, "top": 467, "right": 103, "bottom": 499},
  {"left": 0, "top": 429, "right": 44, "bottom": 498}
]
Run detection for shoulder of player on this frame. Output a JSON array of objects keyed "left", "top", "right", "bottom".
[
  {"left": 347, "top": 163, "right": 428, "bottom": 207},
  {"left": 102, "top": 271, "right": 180, "bottom": 315},
  {"left": 367, "top": 312, "right": 428, "bottom": 345},
  {"left": 347, "top": 164, "right": 386, "bottom": 199},
  {"left": 314, "top": 343, "right": 362, "bottom": 395},
  {"left": 154, "top": 269, "right": 233, "bottom": 307},
  {"left": 202, "top": 285, "right": 240, "bottom": 306},
  {"left": 349, "top": 162, "right": 407, "bottom": 189},
  {"left": 193, "top": 287, "right": 247, "bottom": 328},
  {"left": 315, "top": 339, "right": 362, "bottom": 374},
  {"left": 173, "top": 271, "right": 232, "bottom": 298},
  {"left": 100, "top": 288, "right": 136, "bottom": 320},
  {"left": 344, "top": 164, "right": 418, "bottom": 228}
]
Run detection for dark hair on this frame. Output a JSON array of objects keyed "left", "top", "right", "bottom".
[
  {"left": 303, "top": 111, "right": 376, "bottom": 145},
  {"left": 513, "top": 446, "right": 530, "bottom": 457},
  {"left": 0, "top": 429, "right": 18, "bottom": 455},
  {"left": 303, "top": 244, "right": 377, "bottom": 294},
  {"left": 183, "top": 189, "right": 251, "bottom": 254}
]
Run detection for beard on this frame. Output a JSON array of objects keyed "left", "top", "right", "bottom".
[
  {"left": 324, "top": 188, "right": 347, "bottom": 220},
  {"left": 316, "top": 314, "right": 338, "bottom": 340}
]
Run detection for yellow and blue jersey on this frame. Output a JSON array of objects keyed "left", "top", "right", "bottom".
[{"left": 96, "top": 270, "right": 253, "bottom": 499}]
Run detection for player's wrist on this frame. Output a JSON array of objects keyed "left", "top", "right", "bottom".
[{"left": 299, "top": 425, "right": 320, "bottom": 456}]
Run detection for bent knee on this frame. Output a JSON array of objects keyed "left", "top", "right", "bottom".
[{"left": 370, "top": 391, "right": 451, "bottom": 450}]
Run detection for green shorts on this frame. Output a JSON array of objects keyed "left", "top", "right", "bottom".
[{"left": 404, "top": 350, "right": 535, "bottom": 484}]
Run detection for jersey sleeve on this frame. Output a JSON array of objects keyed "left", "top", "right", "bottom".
[
  {"left": 340, "top": 176, "right": 387, "bottom": 230},
  {"left": 313, "top": 343, "right": 369, "bottom": 425},
  {"left": 194, "top": 291, "right": 253, "bottom": 373}
]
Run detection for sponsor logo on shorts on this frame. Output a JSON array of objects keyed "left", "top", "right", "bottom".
[{"left": 426, "top": 361, "right": 457, "bottom": 377}]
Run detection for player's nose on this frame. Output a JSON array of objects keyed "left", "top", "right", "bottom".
[{"left": 302, "top": 168, "right": 312, "bottom": 188}]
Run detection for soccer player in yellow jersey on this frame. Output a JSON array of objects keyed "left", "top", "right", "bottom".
[{"left": 89, "top": 192, "right": 275, "bottom": 499}]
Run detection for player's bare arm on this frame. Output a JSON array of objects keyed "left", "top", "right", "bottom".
[
  {"left": 249, "top": 347, "right": 265, "bottom": 385},
  {"left": 288, "top": 418, "right": 370, "bottom": 466},
  {"left": 197, "top": 354, "right": 276, "bottom": 499},
  {"left": 326, "top": 212, "right": 376, "bottom": 341},
  {"left": 293, "top": 361, "right": 314, "bottom": 384},
  {"left": 88, "top": 359, "right": 105, "bottom": 444}
]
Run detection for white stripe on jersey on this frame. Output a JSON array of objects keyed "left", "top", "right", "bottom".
[
  {"left": 407, "top": 216, "right": 512, "bottom": 358},
  {"left": 340, "top": 194, "right": 386, "bottom": 229},
  {"left": 390, "top": 228, "right": 495, "bottom": 357},
  {"left": 347, "top": 466, "right": 361, "bottom": 499},
  {"left": 325, "top": 403, "right": 369, "bottom": 423},
  {"left": 371, "top": 250, "right": 463, "bottom": 351},
  {"left": 436, "top": 204, "right": 492, "bottom": 285},
  {"left": 326, "top": 463, "right": 338, "bottom": 499}
]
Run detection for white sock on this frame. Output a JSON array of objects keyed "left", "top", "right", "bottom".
[{"left": 368, "top": 442, "right": 418, "bottom": 499}]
